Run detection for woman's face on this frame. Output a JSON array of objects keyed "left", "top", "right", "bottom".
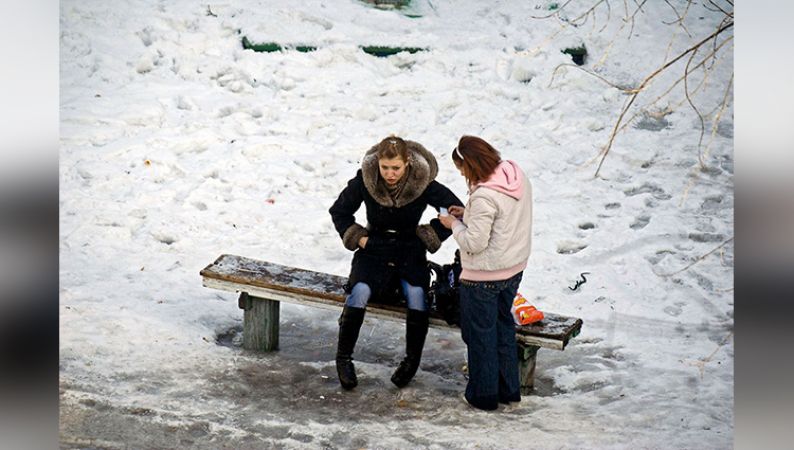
[{"left": 378, "top": 157, "right": 407, "bottom": 186}]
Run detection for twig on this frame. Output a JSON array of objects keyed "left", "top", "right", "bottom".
[
  {"left": 590, "top": 35, "right": 731, "bottom": 141},
  {"left": 593, "top": 20, "right": 734, "bottom": 177},
  {"left": 617, "top": 38, "right": 731, "bottom": 136},
  {"left": 699, "top": 71, "right": 733, "bottom": 168},
  {"left": 570, "top": 0, "right": 607, "bottom": 28},
  {"left": 624, "top": 0, "right": 648, "bottom": 39},
  {"left": 679, "top": 53, "right": 732, "bottom": 206},
  {"left": 548, "top": 63, "right": 635, "bottom": 92},
  {"left": 593, "top": 2, "right": 632, "bottom": 67},
  {"left": 206, "top": 5, "right": 217, "bottom": 17},
  {"left": 662, "top": 0, "right": 692, "bottom": 33},
  {"left": 662, "top": 0, "right": 693, "bottom": 68},
  {"left": 580, "top": 0, "right": 612, "bottom": 34},
  {"left": 682, "top": 330, "right": 733, "bottom": 379},
  {"left": 684, "top": 47, "right": 707, "bottom": 162},
  {"left": 521, "top": 24, "right": 568, "bottom": 58},
  {"left": 708, "top": 14, "right": 732, "bottom": 70},
  {"left": 660, "top": 237, "right": 734, "bottom": 278},
  {"left": 599, "top": 0, "right": 612, "bottom": 33},
  {"left": 706, "top": 0, "right": 732, "bottom": 16}
]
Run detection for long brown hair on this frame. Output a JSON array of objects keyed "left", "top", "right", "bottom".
[{"left": 451, "top": 135, "right": 501, "bottom": 186}]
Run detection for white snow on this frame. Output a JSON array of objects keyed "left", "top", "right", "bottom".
[{"left": 60, "top": 0, "right": 733, "bottom": 448}]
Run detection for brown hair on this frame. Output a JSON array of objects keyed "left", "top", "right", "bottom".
[
  {"left": 451, "top": 135, "right": 501, "bottom": 185},
  {"left": 374, "top": 136, "right": 409, "bottom": 162}
]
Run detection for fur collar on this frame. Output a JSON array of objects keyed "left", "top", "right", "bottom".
[{"left": 361, "top": 140, "right": 439, "bottom": 208}]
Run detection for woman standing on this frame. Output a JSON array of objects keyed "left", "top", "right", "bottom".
[
  {"left": 438, "top": 135, "right": 533, "bottom": 410},
  {"left": 329, "top": 136, "right": 463, "bottom": 390}
]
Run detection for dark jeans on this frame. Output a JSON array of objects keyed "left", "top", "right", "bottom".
[{"left": 459, "top": 272, "right": 523, "bottom": 410}]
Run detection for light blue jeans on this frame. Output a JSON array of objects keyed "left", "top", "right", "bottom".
[{"left": 345, "top": 281, "right": 427, "bottom": 311}]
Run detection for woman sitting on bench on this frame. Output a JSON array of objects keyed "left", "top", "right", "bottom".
[{"left": 329, "top": 136, "right": 463, "bottom": 390}]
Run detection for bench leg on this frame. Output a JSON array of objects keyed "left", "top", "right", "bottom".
[
  {"left": 517, "top": 342, "right": 539, "bottom": 394},
  {"left": 240, "top": 292, "right": 280, "bottom": 351}
]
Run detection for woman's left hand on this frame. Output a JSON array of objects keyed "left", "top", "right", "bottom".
[{"left": 438, "top": 213, "right": 457, "bottom": 230}]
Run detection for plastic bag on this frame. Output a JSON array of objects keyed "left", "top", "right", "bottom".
[{"left": 510, "top": 292, "right": 544, "bottom": 325}]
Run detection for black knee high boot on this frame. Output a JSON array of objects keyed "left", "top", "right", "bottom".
[
  {"left": 336, "top": 306, "right": 366, "bottom": 390},
  {"left": 391, "top": 309, "right": 430, "bottom": 388}
]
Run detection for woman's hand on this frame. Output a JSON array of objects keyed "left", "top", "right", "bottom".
[
  {"left": 358, "top": 236, "right": 368, "bottom": 249},
  {"left": 448, "top": 205, "right": 465, "bottom": 219},
  {"left": 438, "top": 213, "right": 457, "bottom": 230}
]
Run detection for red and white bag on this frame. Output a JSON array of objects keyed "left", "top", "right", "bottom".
[{"left": 510, "top": 292, "right": 544, "bottom": 325}]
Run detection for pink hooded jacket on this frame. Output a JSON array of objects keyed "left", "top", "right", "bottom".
[
  {"left": 451, "top": 160, "right": 533, "bottom": 281},
  {"left": 475, "top": 160, "right": 524, "bottom": 199}
]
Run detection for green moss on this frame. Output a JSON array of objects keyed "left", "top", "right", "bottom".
[
  {"left": 562, "top": 45, "right": 587, "bottom": 65},
  {"left": 241, "top": 36, "right": 316, "bottom": 53},
  {"left": 360, "top": 46, "right": 426, "bottom": 57},
  {"left": 359, "top": 1, "right": 423, "bottom": 17},
  {"left": 293, "top": 45, "right": 317, "bottom": 53},
  {"left": 361, "top": 0, "right": 411, "bottom": 10},
  {"left": 242, "top": 37, "right": 280, "bottom": 52},
  {"left": 241, "top": 37, "right": 424, "bottom": 57}
]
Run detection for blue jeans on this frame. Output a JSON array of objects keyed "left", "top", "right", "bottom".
[
  {"left": 459, "top": 272, "right": 523, "bottom": 410},
  {"left": 345, "top": 281, "right": 427, "bottom": 311}
]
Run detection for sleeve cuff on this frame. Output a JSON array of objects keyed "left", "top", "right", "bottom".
[
  {"left": 416, "top": 224, "right": 442, "bottom": 254},
  {"left": 342, "top": 223, "right": 368, "bottom": 251},
  {"left": 451, "top": 220, "right": 466, "bottom": 234}
]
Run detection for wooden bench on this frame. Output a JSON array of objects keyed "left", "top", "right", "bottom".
[{"left": 200, "top": 254, "right": 583, "bottom": 393}]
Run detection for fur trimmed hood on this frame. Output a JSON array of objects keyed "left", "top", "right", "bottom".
[{"left": 361, "top": 140, "right": 439, "bottom": 208}]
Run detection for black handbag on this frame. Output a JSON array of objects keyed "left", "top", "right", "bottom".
[{"left": 428, "top": 249, "right": 462, "bottom": 326}]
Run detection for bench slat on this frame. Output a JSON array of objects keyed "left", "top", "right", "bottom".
[
  {"left": 201, "top": 254, "right": 582, "bottom": 350},
  {"left": 201, "top": 254, "right": 348, "bottom": 301}
]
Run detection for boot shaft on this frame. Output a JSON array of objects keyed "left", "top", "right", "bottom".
[
  {"left": 336, "top": 306, "right": 366, "bottom": 359},
  {"left": 405, "top": 309, "right": 430, "bottom": 360}
]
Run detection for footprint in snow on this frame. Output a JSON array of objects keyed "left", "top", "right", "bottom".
[
  {"left": 623, "top": 183, "right": 672, "bottom": 200},
  {"left": 630, "top": 216, "right": 650, "bottom": 230},
  {"left": 557, "top": 241, "right": 587, "bottom": 255}
]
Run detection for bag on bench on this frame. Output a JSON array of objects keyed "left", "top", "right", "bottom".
[
  {"left": 428, "top": 250, "right": 541, "bottom": 327},
  {"left": 428, "top": 250, "right": 463, "bottom": 326}
]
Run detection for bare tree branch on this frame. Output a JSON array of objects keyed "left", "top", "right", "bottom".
[
  {"left": 681, "top": 330, "right": 733, "bottom": 379},
  {"left": 699, "top": 71, "right": 733, "bottom": 167},
  {"left": 549, "top": 63, "right": 636, "bottom": 92},
  {"left": 705, "top": 0, "right": 732, "bottom": 16},
  {"left": 684, "top": 47, "right": 707, "bottom": 162},
  {"left": 616, "top": 36, "right": 732, "bottom": 136},
  {"left": 622, "top": 0, "right": 648, "bottom": 39},
  {"left": 659, "top": 237, "right": 734, "bottom": 278},
  {"left": 569, "top": 0, "right": 608, "bottom": 28},
  {"left": 663, "top": 0, "right": 693, "bottom": 37},
  {"left": 604, "top": 0, "right": 613, "bottom": 31},
  {"left": 594, "top": 20, "right": 733, "bottom": 177}
]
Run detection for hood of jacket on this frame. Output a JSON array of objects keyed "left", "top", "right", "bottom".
[
  {"left": 361, "top": 140, "right": 439, "bottom": 207},
  {"left": 474, "top": 160, "right": 524, "bottom": 200}
]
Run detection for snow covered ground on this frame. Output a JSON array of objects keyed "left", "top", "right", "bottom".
[{"left": 59, "top": 1, "right": 734, "bottom": 448}]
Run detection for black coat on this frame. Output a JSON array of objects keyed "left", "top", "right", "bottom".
[{"left": 329, "top": 170, "right": 463, "bottom": 300}]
